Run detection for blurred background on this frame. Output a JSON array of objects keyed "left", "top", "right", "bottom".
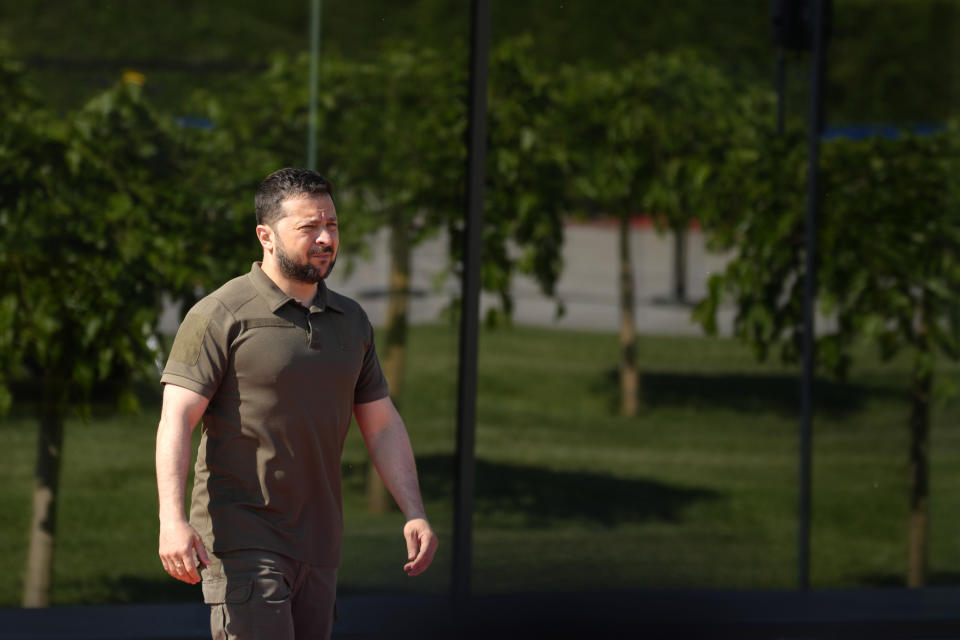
[{"left": 1, "top": 0, "right": 959, "bottom": 616}]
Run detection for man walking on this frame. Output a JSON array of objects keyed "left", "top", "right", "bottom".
[{"left": 156, "top": 168, "right": 437, "bottom": 639}]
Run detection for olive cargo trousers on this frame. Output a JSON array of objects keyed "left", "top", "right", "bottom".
[{"left": 201, "top": 549, "right": 337, "bottom": 640}]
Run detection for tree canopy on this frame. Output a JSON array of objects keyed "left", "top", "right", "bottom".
[{"left": 0, "top": 72, "right": 206, "bottom": 412}]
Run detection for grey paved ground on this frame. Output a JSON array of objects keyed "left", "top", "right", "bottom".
[
  {"left": 328, "top": 221, "right": 736, "bottom": 335},
  {"left": 3, "top": 588, "right": 960, "bottom": 639},
  {"left": 158, "top": 221, "right": 736, "bottom": 336}
]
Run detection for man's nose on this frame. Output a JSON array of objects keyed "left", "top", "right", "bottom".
[{"left": 317, "top": 229, "right": 331, "bottom": 245}]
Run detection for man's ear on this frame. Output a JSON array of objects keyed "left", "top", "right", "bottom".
[{"left": 255, "top": 224, "right": 273, "bottom": 251}]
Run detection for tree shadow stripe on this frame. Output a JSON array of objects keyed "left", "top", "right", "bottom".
[{"left": 415, "top": 454, "right": 722, "bottom": 529}]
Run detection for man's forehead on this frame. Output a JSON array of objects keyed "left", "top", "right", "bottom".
[{"left": 281, "top": 195, "right": 337, "bottom": 219}]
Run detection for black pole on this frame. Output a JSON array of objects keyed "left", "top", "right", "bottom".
[
  {"left": 776, "top": 47, "right": 785, "bottom": 135},
  {"left": 452, "top": 0, "right": 490, "bottom": 607},
  {"left": 798, "top": 0, "right": 827, "bottom": 591},
  {"left": 306, "top": 0, "right": 321, "bottom": 170}
]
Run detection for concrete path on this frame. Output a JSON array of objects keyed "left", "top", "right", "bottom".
[
  {"left": 323, "top": 220, "right": 736, "bottom": 335},
  {"left": 4, "top": 588, "right": 960, "bottom": 639},
  {"left": 157, "top": 220, "right": 736, "bottom": 336}
]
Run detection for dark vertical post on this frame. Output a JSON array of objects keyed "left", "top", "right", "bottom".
[
  {"left": 776, "top": 47, "right": 785, "bottom": 134},
  {"left": 453, "top": 0, "right": 490, "bottom": 607},
  {"left": 306, "top": 0, "right": 321, "bottom": 170},
  {"left": 798, "top": 0, "right": 827, "bottom": 591}
]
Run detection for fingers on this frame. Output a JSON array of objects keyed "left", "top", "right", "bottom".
[
  {"left": 402, "top": 525, "right": 438, "bottom": 577},
  {"left": 404, "top": 526, "right": 419, "bottom": 563},
  {"left": 162, "top": 552, "right": 202, "bottom": 584},
  {"left": 179, "top": 537, "right": 211, "bottom": 584},
  {"left": 181, "top": 553, "right": 202, "bottom": 584},
  {"left": 159, "top": 523, "right": 209, "bottom": 584},
  {"left": 403, "top": 531, "right": 437, "bottom": 576},
  {"left": 194, "top": 536, "right": 212, "bottom": 567}
]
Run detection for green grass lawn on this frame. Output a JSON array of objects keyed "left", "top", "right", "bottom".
[{"left": 2, "top": 325, "right": 959, "bottom": 605}]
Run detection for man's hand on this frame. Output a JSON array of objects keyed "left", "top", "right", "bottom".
[
  {"left": 159, "top": 520, "right": 211, "bottom": 584},
  {"left": 403, "top": 518, "right": 438, "bottom": 577}
]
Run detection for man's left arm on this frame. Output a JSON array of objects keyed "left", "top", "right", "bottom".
[{"left": 354, "top": 396, "right": 438, "bottom": 577}]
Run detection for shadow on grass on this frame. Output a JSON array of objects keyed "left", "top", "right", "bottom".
[
  {"left": 414, "top": 454, "right": 721, "bottom": 529},
  {"left": 56, "top": 575, "right": 200, "bottom": 604},
  {"left": 857, "top": 572, "right": 960, "bottom": 588},
  {"left": 593, "top": 369, "right": 887, "bottom": 417}
]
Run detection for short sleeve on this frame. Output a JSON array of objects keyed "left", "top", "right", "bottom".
[
  {"left": 353, "top": 315, "right": 390, "bottom": 405},
  {"left": 161, "top": 297, "right": 235, "bottom": 399}
]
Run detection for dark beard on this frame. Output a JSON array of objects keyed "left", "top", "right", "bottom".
[{"left": 275, "top": 242, "right": 336, "bottom": 283}]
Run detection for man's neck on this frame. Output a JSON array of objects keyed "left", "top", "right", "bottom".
[{"left": 261, "top": 260, "right": 318, "bottom": 307}]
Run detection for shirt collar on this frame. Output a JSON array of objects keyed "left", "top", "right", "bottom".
[{"left": 248, "top": 262, "right": 343, "bottom": 314}]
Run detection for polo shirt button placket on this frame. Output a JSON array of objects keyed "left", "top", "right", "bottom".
[{"left": 308, "top": 309, "right": 324, "bottom": 350}]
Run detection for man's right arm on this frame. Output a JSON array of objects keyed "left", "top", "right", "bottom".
[{"left": 156, "top": 383, "right": 211, "bottom": 585}]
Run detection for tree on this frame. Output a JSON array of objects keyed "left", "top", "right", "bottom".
[
  {"left": 476, "top": 36, "right": 568, "bottom": 322},
  {"left": 696, "top": 123, "right": 960, "bottom": 586},
  {"left": 0, "top": 66, "right": 212, "bottom": 605},
  {"left": 558, "top": 52, "right": 760, "bottom": 416},
  {"left": 639, "top": 56, "right": 755, "bottom": 305},
  {"left": 555, "top": 63, "right": 645, "bottom": 416}
]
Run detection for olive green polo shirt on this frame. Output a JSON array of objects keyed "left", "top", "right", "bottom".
[{"left": 161, "top": 262, "right": 389, "bottom": 567}]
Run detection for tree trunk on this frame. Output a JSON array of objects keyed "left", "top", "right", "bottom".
[
  {"left": 671, "top": 224, "right": 688, "bottom": 304},
  {"left": 907, "top": 361, "right": 932, "bottom": 587},
  {"left": 22, "top": 378, "right": 66, "bottom": 607},
  {"left": 618, "top": 213, "right": 639, "bottom": 416},
  {"left": 367, "top": 220, "right": 411, "bottom": 513}
]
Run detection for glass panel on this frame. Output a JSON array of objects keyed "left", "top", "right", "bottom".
[{"left": 1, "top": 0, "right": 957, "bottom": 611}]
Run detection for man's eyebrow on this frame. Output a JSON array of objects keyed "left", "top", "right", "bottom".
[{"left": 298, "top": 211, "right": 337, "bottom": 221}]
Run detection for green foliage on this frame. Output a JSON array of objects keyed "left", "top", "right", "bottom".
[
  {"left": 821, "top": 127, "right": 960, "bottom": 375},
  {"left": 636, "top": 52, "right": 770, "bottom": 230},
  {"left": 559, "top": 51, "right": 771, "bottom": 228},
  {"left": 325, "top": 42, "right": 467, "bottom": 245},
  {"left": 556, "top": 63, "right": 639, "bottom": 211},
  {"left": 695, "top": 120, "right": 808, "bottom": 359},
  {"left": 0, "top": 64, "right": 216, "bottom": 412},
  {"left": 472, "top": 36, "right": 569, "bottom": 318},
  {"left": 0, "top": 35, "right": 577, "bottom": 415},
  {"left": 189, "top": 37, "right": 570, "bottom": 317},
  {"left": 183, "top": 45, "right": 461, "bottom": 270},
  {"left": 696, "top": 122, "right": 960, "bottom": 380}
]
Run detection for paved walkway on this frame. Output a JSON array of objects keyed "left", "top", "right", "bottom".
[
  {"left": 326, "top": 220, "right": 735, "bottom": 335},
  {"left": 158, "top": 221, "right": 736, "bottom": 336},
  {"left": 3, "top": 588, "right": 960, "bottom": 639}
]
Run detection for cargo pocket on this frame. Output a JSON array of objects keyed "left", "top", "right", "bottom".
[
  {"left": 205, "top": 575, "right": 258, "bottom": 640},
  {"left": 202, "top": 576, "right": 254, "bottom": 605},
  {"left": 257, "top": 574, "right": 292, "bottom": 605}
]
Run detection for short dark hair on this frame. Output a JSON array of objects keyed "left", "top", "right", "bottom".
[{"left": 255, "top": 168, "right": 334, "bottom": 226}]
